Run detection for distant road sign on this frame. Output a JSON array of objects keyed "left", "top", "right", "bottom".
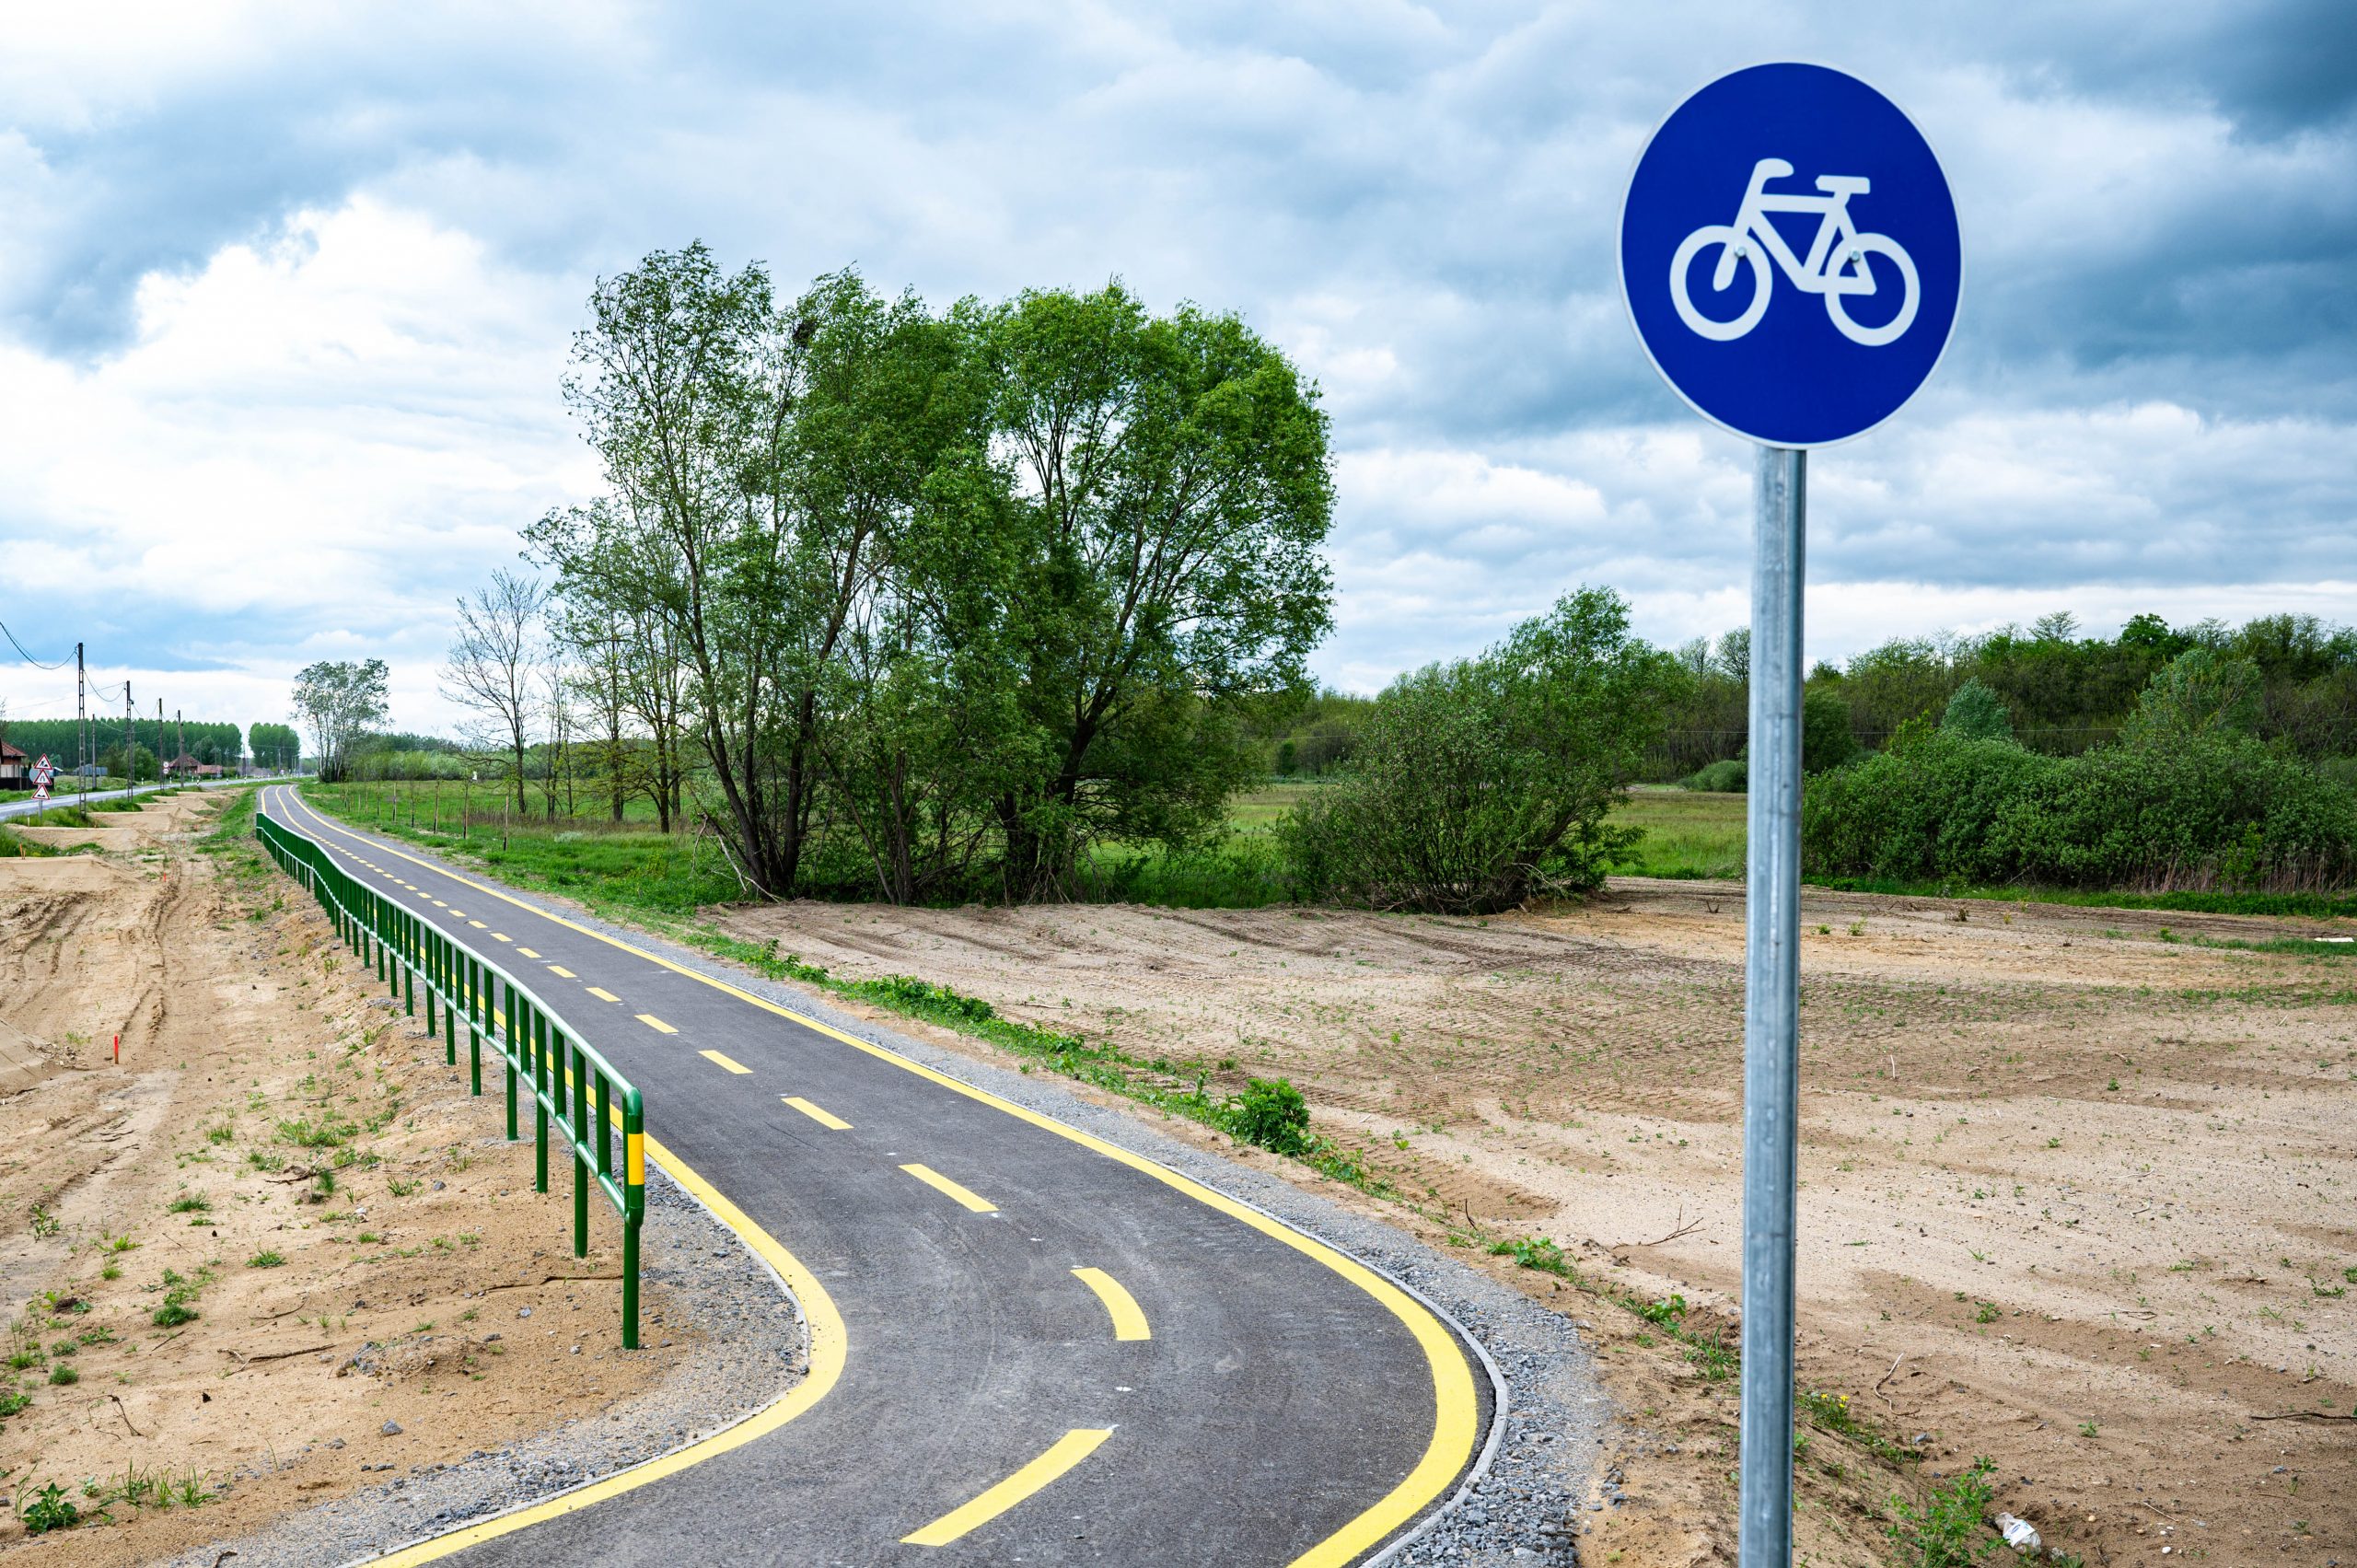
[
  {"left": 30, "top": 755, "right": 56, "bottom": 802},
  {"left": 1620, "top": 63, "right": 1962, "bottom": 447}
]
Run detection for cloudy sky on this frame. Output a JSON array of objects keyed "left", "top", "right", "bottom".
[{"left": 1, "top": 0, "right": 2351, "bottom": 736}]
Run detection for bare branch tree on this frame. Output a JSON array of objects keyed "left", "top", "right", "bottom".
[{"left": 441, "top": 569, "right": 547, "bottom": 813}]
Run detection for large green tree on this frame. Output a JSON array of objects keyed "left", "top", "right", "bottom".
[
  {"left": 537, "top": 257, "right": 1333, "bottom": 904},
  {"left": 972, "top": 283, "right": 1334, "bottom": 896}
]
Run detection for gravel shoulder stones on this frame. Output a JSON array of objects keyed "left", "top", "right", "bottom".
[{"left": 166, "top": 1162, "right": 805, "bottom": 1568}]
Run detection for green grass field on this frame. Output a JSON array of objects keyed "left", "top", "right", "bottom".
[{"left": 1605, "top": 786, "right": 1746, "bottom": 879}]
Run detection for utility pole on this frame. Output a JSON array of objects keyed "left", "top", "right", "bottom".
[
  {"left": 176, "top": 709, "right": 183, "bottom": 778},
  {"left": 123, "top": 683, "right": 134, "bottom": 797},
  {"left": 75, "top": 642, "right": 87, "bottom": 805}
]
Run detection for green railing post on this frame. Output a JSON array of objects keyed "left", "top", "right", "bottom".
[
  {"left": 572, "top": 1044, "right": 589, "bottom": 1260},
  {"left": 596, "top": 1075, "right": 612, "bottom": 1179},
  {"left": 504, "top": 981, "right": 519, "bottom": 1142},
  {"left": 533, "top": 1008, "right": 550, "bottom": 1194},
  {"left": 468, "top": 957, "right": 482, "bottom": 1094},
  {"left": 623, "top": 1091, "right": 644, "bottom": 1351}
]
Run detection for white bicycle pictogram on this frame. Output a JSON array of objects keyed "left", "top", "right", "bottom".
[{"left": 1669, "top": 157, "right": 1920, "bottom": 346}]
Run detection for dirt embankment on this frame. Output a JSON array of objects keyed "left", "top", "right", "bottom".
[
  {"left": 714, "top": 883, "right": 2357, "bottom": 1567},
  {"left": 0, "top": 796, "right": 674, "bottom": 1559}
]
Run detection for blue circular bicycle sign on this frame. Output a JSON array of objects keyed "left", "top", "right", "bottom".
[{"left": 1620, "top": 63, "right": 1962, "bottom": 447}]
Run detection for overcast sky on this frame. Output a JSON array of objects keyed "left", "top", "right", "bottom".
[{"left": 1, "top": 0, "right": 2351, "bottom": 736}]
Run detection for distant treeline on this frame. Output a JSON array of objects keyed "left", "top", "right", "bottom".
[
  {"left": 1, "top": 717, "right": 244, "bottom": 770},
  {"left": 1654, "top": 610, "right": 2355, "bottom": 781},
  {"left": 1244, "top": 610, "right": 2356, "bottom": 787}
]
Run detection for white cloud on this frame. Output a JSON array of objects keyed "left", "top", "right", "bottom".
[{"left": 0, "top": 2, "right": 2351, "bottom": 731}]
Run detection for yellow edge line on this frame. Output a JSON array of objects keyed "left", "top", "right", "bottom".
[
  {"left": 900, "top": 1162, "right": 996, "bottom": 1214},
  {"left": 274, "top": 788, "right": 1479, "bottom": 1565},
  {"left": 361, "top": 1132, "right": 843, "bottom": 1567},
  {"left": 901, "top": 1427, "right": 1114, "bottom": 1547},
  {"left": 1071, "top": 1267, "right": 1151, "bottom": 1342}
]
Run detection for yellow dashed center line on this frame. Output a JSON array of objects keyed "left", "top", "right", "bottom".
[
  {"left": 431, "top": 900, "right": 447, "bottom": 907},
  {"left": 468, "top": 920, "right": 487, "bottom": 929},
  {"left": 700, "top": 1050, "right": 752, "bottom": 1075},
  {"left": 901, "top": 1428, "right": 1113, "bottom": 1546},
  {"left": 635, "top": 1014, "right": 677, "bottom": 1035},
  {"left": 1071, "top": 1268, "right": 1151, "bottom": 1342},
  {"left": 586, "top": 986, "right": 621, "bottom": 1002},
  {"left": 782, "top": 1096, "right": 851, "bottom": 1131},
  {"left": 490, "top": 933, "right": 510, "bottom": 942},
  {"left": 548, "top": 965, "right": 577, "bottom": 980},
  {"left": 516, "top": 947, "right": 540, "bottom": 959},
  {"left": 900, "top": 1164, "right": 995, "bottom": 1214}
]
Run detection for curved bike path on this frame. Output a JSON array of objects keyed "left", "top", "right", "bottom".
[{"left": 259, "top": 788, "right": 1490, "bottom": 1567}]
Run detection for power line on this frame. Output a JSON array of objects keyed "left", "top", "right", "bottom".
[{"left": 0, "top": 619, "right": 70, "bottom": 670}]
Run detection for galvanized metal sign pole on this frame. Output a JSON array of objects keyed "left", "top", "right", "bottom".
[
  {"left": 1620, "top": 64, "right": 1960, "bottom": 1564},
  {"left": 1740, "top": 445, "right": 1805, "bottom": 1561}
]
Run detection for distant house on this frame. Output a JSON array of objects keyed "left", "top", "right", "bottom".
[
  {"left": 165, "top": 753, "right": 203, "bottom": 778},
  {"left": 0, "top": 742, "right": 25, "bottom": 785}
]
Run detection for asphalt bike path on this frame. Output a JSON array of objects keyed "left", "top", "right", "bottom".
[{"left": 259, "top": 788, "right": 1488, "bottom": 1566}]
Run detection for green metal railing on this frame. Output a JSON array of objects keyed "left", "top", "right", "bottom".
[{"left": 256, "top": 810, "right": 647, "bottom": 1347}]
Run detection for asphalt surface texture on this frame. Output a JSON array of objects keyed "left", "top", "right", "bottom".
[{"left": 258, "top": 787, "right": 1495, "bottom": 1567}]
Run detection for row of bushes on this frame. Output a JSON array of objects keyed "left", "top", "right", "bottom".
[{"left": 1802, "top": 728, "right": 2356, "bottom": 893}]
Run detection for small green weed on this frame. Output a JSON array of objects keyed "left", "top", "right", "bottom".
[
  {"left": 1221, "top": 1077, "right": 1311, "bottom": 1156},
  {"left": 20, "top": 1481, "right": 79, "bottom": 1534},
  {"left": 1888, "top": 1456, "right": 1997, "bottom": 1566}
]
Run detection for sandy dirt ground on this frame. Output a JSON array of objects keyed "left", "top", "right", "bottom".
[
  {"left": 0, "top": 796, "right": 674, "bottom": 1560},
  {"left": 714, "top": 883, "right": 2357, "bottom": 1567}
]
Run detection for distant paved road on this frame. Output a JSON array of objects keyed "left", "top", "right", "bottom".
[
  {"left": 258, "top": 786, "right": 1489, "bottom": 1568},
  {"left": 0, "top": 774, "right": 270, "bottom": 822}
]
